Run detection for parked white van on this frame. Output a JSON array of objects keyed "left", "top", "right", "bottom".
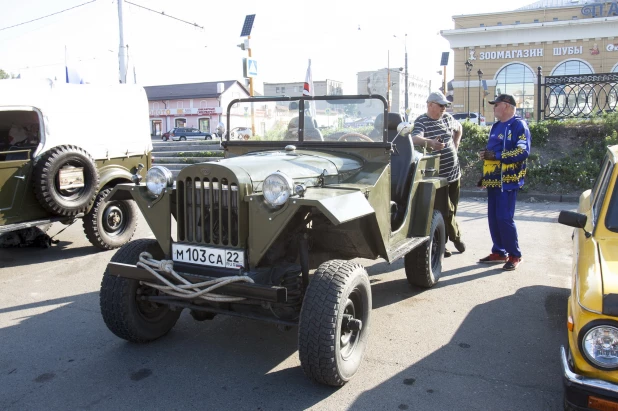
[{"left": 0, "top": 79, "right": 152, "bottom": 249}]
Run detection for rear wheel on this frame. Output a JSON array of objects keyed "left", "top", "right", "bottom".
[
  {"left": 180, "top": 136, "right": 186, "bottom": 141},
  {"left": 404, "top": 210, "right": 445, "bottom": 288},
  {"left": 205, "top": 135, "right": 212, "bottom": 140},
  {"left": 100, "top": 239, "right": 182, "bottom": 343},
  {"left": 299, "top": 260, "right": 371, "bottom": 386}
]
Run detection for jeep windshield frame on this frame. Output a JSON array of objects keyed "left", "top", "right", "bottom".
[{"left": 225, "top": 95, "right": 390, "bottom": 146}]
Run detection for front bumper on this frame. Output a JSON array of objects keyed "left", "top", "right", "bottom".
[{"left": 561, "top": 345, "right": 618, "bottom": 409}]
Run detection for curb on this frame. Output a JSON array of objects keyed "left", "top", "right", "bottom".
[{"left": 460, "top": 189, "right": 579, "bottom": 203}]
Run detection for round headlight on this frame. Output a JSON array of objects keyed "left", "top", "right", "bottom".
[
  {"left": 263, "top": 172, "right": 294, "bottom": 207},
  {"left": 145, "top": 166, "right": 173, "bottom": 197},
  {"left": 581, "top": 325, "right": 618, "bottom": 369}
]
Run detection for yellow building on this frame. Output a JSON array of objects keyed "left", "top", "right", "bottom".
[{"left": 441, "top": 0, "right": 618, "bottom": 123}]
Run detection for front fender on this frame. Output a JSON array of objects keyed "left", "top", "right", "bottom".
[
  {"left": 247, "top": 188, "right": 377, "bottom": 267},
  {"left": 108, "top": 183, "right": 174, "bottom": 256}
]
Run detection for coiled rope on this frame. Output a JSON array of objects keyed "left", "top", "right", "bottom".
[{"left": 137, "top": 252, "right": 254, "bottom": 302}]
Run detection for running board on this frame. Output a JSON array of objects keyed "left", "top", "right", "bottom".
[
  {"left": 0, "top": 215, "right": 82, "bottom": 234},
  {"left": 386, "top": 236, "right": 429, "bottom": 263}
]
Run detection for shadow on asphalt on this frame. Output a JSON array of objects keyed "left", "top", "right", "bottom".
[
  {"left": 350, "top": 285, "right": 569, "bottom": 411},
  {"left": 0, "top": 290, "right": 336, "bottom": 410},
  {"left": 0, "top": 242, "right": 99, "bottom": 268}
]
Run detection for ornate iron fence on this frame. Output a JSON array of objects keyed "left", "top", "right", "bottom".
[{"left": 536, "top": 67, "right": 618, "bottom": 121}]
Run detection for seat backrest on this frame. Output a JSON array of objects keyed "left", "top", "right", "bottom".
[{"left": 389, "top": 112, "right": 417, "bottom": 209}]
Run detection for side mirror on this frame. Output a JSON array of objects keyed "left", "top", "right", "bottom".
[{"left": 558, "top": 210, "right": 591, "bottom": 238}]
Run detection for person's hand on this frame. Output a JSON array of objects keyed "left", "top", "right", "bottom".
[
  {"left": 430, "top": 139, "right": 446, "bottom": 151},
  {"left": 480, "top": 150, "right": 496, "bottom": 160}
]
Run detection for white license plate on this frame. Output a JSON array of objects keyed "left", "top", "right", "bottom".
[
  {"left": 172, "top": 244, "right": 244, "bottom": 269},
  {"left": 59, "top": 167, "right": 85, "bottom": 190}
]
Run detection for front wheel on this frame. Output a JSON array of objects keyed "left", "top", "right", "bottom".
[
  {"left": 83, "top": 188, "right": 138, "bottom": 250},
  {"left": 100, "top": 239, "right": 182, "bottom": 343},
  {"left": 205, "top": 135, "right": 212, "bottom": 140},
  {"left": 298, "top": 260, "right": 371, "bottom": 386},
  {"left": 404, "top": 210, "right": 445, "bottom": 288},
  {"left": 180, "top": 136, "right": 186, "bottom": 141}
]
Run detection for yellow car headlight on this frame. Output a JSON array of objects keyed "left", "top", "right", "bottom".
[{"left": 581, "top": 324, "right": 618, "bottom": 369}]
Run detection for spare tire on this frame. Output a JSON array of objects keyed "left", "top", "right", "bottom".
[{"left": 33, "top": 145, "right": 100, "bottom": 216}]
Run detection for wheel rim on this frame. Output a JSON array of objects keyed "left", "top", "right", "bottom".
[
  {"left": 340, "top": 289, "right": 364, "bottom": 359},
  {"left": 103, "top": 202, "right": 128, "bottom": 236},
  {"left": 430, "top": 224, "right": 442, "bottom": 269},
  {"left": 135, "top": 285, "right": 170, "bottom": 322}
]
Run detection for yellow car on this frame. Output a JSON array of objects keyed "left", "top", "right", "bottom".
[{"left": 559, "top": 144, "right": 618, "bottom": 410}]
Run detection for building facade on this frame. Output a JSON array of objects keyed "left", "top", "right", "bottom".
[
  {"left": 441, "top": 0, "right": 618, "bottom": 123},
  {"left": 263, "top": 80, "right": 343, "bottom": 97},
  {"left": 356, "top": 69, "right": 431, "bottom": 120},
  {"left": 144, "top": 80, "right": 250, "bottom": 136}
]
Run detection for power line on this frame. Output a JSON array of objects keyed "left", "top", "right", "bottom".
[
  {"left": 124, "top": 1, "right": 203, "bottom": 29},
  {"left": 0, "top": 0, "right": 97, "bottom": 32}
]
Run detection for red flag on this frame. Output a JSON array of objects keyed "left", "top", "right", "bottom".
[{"left": 303, "top": 59, "right": 313, "bottom": 96}]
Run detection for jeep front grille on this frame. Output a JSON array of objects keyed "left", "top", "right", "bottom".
[{"left": 177, "top": 177, "right": 239, "bottom": 246}]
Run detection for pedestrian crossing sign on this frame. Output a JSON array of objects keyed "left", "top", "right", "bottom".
[{"left": 245, "top": 58, "right": 258, "bottom": 78}]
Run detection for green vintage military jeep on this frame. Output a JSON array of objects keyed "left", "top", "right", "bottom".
[
  {"left": 100, "top": 95, "right": 450, "bottom": 386},
  {"left": 0, "top": 80, "right": 151, "bottom": 249}
]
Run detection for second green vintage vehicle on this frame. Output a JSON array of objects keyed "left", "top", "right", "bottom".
[{"left": 100, "top": 95, "right": 451, "bottom": 386}]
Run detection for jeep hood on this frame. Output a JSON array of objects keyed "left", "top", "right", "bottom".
[{"left": 219, "top": 150, "right": 364, "bottom": 183}]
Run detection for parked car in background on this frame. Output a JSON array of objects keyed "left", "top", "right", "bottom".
[
  {"left": 162, "top": 127, "right": 213, "bottom": 141},
  {"left": 229, "top": 126, "right": 253, "bottom": 140},
  {"left": 558, "top": 144, "right": 618, "bottom": 410},
  {"left": 452, "top": 112, "right": 486, "bottom": 126}
]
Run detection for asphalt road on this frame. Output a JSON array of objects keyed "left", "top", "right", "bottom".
[{"left": 0, "top": 198, "right": 576, "bottom": 411}]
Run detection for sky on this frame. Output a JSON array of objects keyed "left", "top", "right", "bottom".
[{"left": 0, "top": 0, "right": 537, "bottom": 94}]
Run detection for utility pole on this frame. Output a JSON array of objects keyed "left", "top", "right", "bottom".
[{"left": 117, "top": 0, "right": 127, "bottom": 83}]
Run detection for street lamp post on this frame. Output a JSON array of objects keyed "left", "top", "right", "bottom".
[
  {"left": 477, "top": 69, "right": 483, "bottom": 125},
  {"left": 393, "top": 34, "right": 408, "bottom": 117},
  {"left": 465, "top": 59, "right": 473, "bottom": 121}
]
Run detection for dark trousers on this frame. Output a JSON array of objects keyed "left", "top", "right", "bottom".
[
  {"left": 446, "top": 179, "right": 461, "bottom": 243},
  {"left": 487, "top": 188, "right": 521, "bottom": 258}
]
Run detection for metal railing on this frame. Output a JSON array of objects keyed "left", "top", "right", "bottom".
[{"left": 537, "top": 67, "right": 618, "bottom": 120}]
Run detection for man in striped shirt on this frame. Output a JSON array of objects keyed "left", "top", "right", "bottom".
[{"left": 411, "top": 91, "right": 465, "bottom": 257}]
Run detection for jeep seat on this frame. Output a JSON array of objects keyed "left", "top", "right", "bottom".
[
  {"left": 286, "top": 116, "right": 324, "bottom": 141},
  {"left": 385, "top": 113, "right": 419, "bottom": 221}
]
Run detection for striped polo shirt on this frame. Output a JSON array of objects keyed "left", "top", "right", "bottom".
[{"left": 411, "top": 113, "right": 461, "bottom": 183}]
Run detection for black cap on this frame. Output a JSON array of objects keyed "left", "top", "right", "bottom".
[{"left": 489, "top": 94, "right": 516, "bottom": 106}]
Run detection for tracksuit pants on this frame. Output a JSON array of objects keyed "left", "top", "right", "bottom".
[{"left": 487, "top": 188, "right": 521, "bottom": 258}]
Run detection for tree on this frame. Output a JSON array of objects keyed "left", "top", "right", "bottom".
[{"left": 0, "top": 69, "right": 15, "bottom": 79}]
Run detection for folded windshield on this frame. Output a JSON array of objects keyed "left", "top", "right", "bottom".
[{"left": 226, "top": 96, "right": 388, "bottom": 143}]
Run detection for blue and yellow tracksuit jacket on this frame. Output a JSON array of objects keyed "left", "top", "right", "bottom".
[{"left": 481, "top": 116, "right": 531, "bottom": 190}]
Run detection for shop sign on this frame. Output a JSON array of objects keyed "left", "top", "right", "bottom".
[
  {"left": 479, "top": 48, "right": 544, "bottom": 60},
  {"left": 607, "top": 44, "right": 618, "bottom": 52},
  {"left": 581, "top": 2, "right": 618, "bottom": 18},
  {"left": 197, "top": 107, "right": 216, "bottom": 115},
  {"left": 553, "top": 46, "right": 584, "bottom": 56}
]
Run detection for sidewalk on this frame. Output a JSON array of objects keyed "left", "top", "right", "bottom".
[{"left": 461, "top": 189, "right": 579, "bottom": 203}]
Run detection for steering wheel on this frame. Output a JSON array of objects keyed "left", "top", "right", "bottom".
[{"left": 338, "top": 133, "right": 374, "bottom": 142}]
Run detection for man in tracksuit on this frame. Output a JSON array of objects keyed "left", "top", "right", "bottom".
[{"left": 478, "top": 94, "right": 531, "bottom": 271}]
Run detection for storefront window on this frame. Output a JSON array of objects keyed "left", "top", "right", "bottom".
[
  {"left": 198, "top": 118, "right": 210, "bottom": 132},
  {"left": 548, "top": 61, "right": 594, "bottom": 116},
  {"left": 551, "top": 60, "right": 593, "bottom": 76},
  {"left": 175, "top": 118, "right": 186, "bottom": 127},
  {"left": 495, "top": 63, "right": 535, "bottom": 117}
]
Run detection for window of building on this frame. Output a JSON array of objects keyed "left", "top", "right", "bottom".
[
  {"left": 572, "top": 16, "right": 578, "bottom": 19},
  {"left": 281, "top": 87, "right": 286, "bottom": 94},
  {"left": 200, "top": 100, "right": 208, "bottom": 108},
  {"left": 515, "top": 21, "right": 520, "bottom": 24},
  {"left": 198, "top": 118, "right": 210, "bottom": 132},
  {"left": 553, "top": 17, "right": 559, "bottom": 21},
  {"left": 276, "top": 87, "right": 280, "bottom": 93},
  {"left": 534, "top": 19, "right": 539, "bottom": 23},
  {"left": 176, "top": 101, "right": 185, "bottom": 109},
  {"left": 495, "top": 63, "right": 535, "bottom": 118},
  {"left": 175, "top": 118, "right": 186, "bottom": 127},
  {"left": 549, "top": 60, "right": 595, "bottom": 116},
  {"left": 480, "top": 23, "right": 485, "bottom": 27},
  {"left": 497, "top": 22, "right": 502, "bottom": 25},
  {"left": 551, "top": 60, "right": 593, "bottom": 76}
]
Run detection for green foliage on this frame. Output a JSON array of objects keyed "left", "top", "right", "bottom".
[
  {"left": 177, "top": 151, "right": 223, "bottom": 158},
  {"left": 528, "top": 122, "right": 549, "bottom": 147},
  {"left": 0, "top": 69, "right": 14, "bottom": 79}
]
